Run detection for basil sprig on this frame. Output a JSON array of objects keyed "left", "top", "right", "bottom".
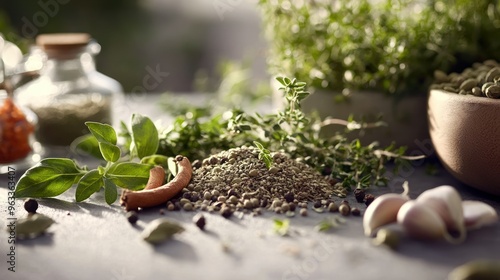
[{"left": 15, "top": 114, "right": 165, "bottom": 205}]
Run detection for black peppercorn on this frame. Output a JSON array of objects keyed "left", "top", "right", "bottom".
[
  {"left": 193, "top": 214, "right": 206, "bottom": 230},
  {"left": 313, "top": 200, "right": 322, "bottom": 208},
  {"left": 351, "top": 207, "right": 361, "bottom": 216},
  {"left": 284, "top": 192, "right": 294, "bottom": 203},
  {"left": 364, "top": 194, "right": 376, "bottom": 206},
  {"left": 24, "top": 199, "right": 38, "bottom": 213},
  {"left": 126, "top": 211, "right": 139, "bottom": 224},
  {"left": 354, "top": 188, "right": 366, "bottom": 203}
]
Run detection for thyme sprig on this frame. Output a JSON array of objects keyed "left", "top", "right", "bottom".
[{"left": 158, "top": 76, "right": 423, "bottom": 190}]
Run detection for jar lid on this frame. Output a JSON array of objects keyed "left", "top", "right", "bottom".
[{"left": 36, "top": 33, "right": 91, "bottom": 58}]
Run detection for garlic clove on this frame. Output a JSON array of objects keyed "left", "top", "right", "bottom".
[
  {"left": 397, "top": 200, "right": 453, "bottom": 241},
  {"left": 416, "top": 185, "right": 466, "bottom": 243},
  {"left": 363, "top": 193, "right": 409, "bottom": 237},
  {"left": 462, "top": 200, "right": 498, "bottom": 230}
]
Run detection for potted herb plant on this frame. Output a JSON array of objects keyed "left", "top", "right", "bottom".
[{"left": 257, "top": 0, "right": 500, "bottom": 149}]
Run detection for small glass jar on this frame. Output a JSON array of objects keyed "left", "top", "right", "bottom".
[
  {"left": 0, "top": 91, "right": 42, "bottom": 173},
  {"left": 16, "top": 33, "right": 122, "bottom": 147}
]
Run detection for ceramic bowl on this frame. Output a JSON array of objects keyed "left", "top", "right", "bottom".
[{"left": 428, "top": 89, "right": 500, "bottom": 195}]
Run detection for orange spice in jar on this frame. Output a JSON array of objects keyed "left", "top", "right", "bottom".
[{"left": 0, "top": 97, "right": 34, "bottom": 163}]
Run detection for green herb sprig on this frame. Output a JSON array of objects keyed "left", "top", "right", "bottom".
[
  {"left": 15, "top": 114, "right": 167, "bottom": 205},
  {"left": 158, "top": 76, "right": 423, "bottom": 191}
]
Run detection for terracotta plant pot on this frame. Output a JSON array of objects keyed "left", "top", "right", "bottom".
[
  {"left": 272, "top": 84, "right": 429, "bottom": 151},
  {"left": 428, "top": 89, "right": 500, "bottom": 195}
]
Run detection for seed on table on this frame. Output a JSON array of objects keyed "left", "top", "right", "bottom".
[
  {"left": 212, "top": 167, "right": 222, "bottom": 173},
  {"left": 24, "top": 199, "right": 38, "bottom": 213},
  {"left": 192, "top": 160, "right": 202, "bottom": 169},
  {"left": 281, "top": 203, "right": 290, "bottom": 212},
  {"left": 217, "top": 196, "right": 227, "bottom": 203},
  {"left": 249, "top": 169, "right": 259, "bottom": 177},
  {"left": 284, "top": 192, "right": 294, "bottom": 203},
  {"left": 209, "top": 156, "right": 219, "bottom": 165},
  {"left": 364, "top": 194, "right": 375, "bottom": 206},
  {"left": 220, "top": 207, "right": 233, "bottom": 219},
  {"left": 211, "top": 190, "right": 220, "bottom": 197},
  {"left": 229, "top": 195, "right": 239, "bottom": 204},
  {"left": 183, "top": 203, "right": 194, "bottom": 211},
  {"left": 339, "top": 204, "right": 350, "bottom": 216},
  {"left": 180, "top": 198, "right": 190, "bottom": 206},
  {"left": 227, "top": 189, "right": 239, "bottom": 198},
  {"left": 242, "top": 192, "right": 252, "bottom": 199},
  {"left": 182, "top": 192, "right": 191, "bottom": 199},
  {"left": 274, "top": 207, "right": 283, "bottom": 214},
  {"left": 260, "top": 198, "right": 268, "bottom": 208},
  {"left": 328, "top": 202, "right": 338, "bottom": 212},
  {"left": 193, "top": 214, "right": 206, "bottom": 230},
  {"left": 300, "top": 208, "right": 308, "bottom": 217},
  {"left": 166, "top": 202, "right": 175, "bottom": 211},
  {"left": 250, "top": 198, "right": 260, "bottom": 208},
  {"left": 272, "top": 199, "right": 282, "bottom": 208},
  {"left": 313, "top": 201, "right": 322, "bottom": 208},
  {"left": 351, "top": 207, "right": 361, "bottom": 216},
  {"left": 354, "top": 189, "right": 366, "bottom": 203},
  {"left": 203, "top": 191, "right": 212, "bottom": 200},
  {"left": 244, "top": 199, "right": 253, "bottom": 209},
  {"left": 289, "top": 202, "right": 296, "bottom": 211},
  {"left": 126, "top": 211, "right": 139, "bottom": 224},
  {"left": 269, "top": 166, "right": 279, "bottom": 174}
]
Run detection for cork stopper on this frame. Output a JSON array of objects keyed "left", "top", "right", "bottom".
[{"left": 36, "top": 33, "right": 91, "bottom": 59}]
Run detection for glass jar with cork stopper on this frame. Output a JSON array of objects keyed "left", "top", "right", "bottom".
[{"left": 16, "top": 33, "right": 122, "bottom": 148}]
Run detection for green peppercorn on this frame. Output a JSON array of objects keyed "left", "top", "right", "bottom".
[{"left": 339, "top": 204, "right": 350, "bottom": 216}]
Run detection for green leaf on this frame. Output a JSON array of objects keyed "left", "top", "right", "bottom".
[
  {"left": 99, "top": 142, "right": 121, "bottom": 162},
  {"left": 104, "top": 179, "right": 118, "bottom": 205},
  {"left": 75, "top": 170, "right": 103, "bottom": 202},
  {"left": 15, "top": 159, "right": 86, "bottom": 198},
  {"left": 85, "top": 122, "right": 117, "bottom": 145},
  {"left": 106, "top": 162, "right": 152, "bottom": 190},
  {"left": 273, "top": 218, "right": 290, "bottom": 236},
  {"left": 141, "top": 155, "right": 170, "bottom": 168},
  {"left": 71, "top": 134, "right": 104, "bottom": 160},
  {"left": 131, "top": 114, "right": 159, "bottom": 159}
]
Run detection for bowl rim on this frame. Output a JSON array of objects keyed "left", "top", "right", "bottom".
[{"left": 429, "top": 89, "right": 500, "bottom": 106}]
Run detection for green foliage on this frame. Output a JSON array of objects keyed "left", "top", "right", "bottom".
[
  {"left": 158, "top": 77, "right": 413, "bottom": 190},
  {"left": 273, "top": 218, "right": 290, "bottom": 236},
  {"left": 257, "top": 0, "right": 500, "bottom": 96},
  {"left": 15, "top": 114, "right": 170, "bottom": 205}
]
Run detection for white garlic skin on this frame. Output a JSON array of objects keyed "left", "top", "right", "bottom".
[
  {"left": 462, "top": 200, "right": 499, "bottom": 230},
  {"left": 397, "top": 201, "right": 449, "bottom": 241},
  {"left": 363, "top": 193, "right": 409, "bottom": 237}
]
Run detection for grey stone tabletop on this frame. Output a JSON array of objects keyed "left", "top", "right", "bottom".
[{"left": 1, "top": 93, "right": 499, "bottom": 280}]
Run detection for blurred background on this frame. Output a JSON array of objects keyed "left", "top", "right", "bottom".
[{"left": 0, "top": 0, "right": 268, "bottom": 93}]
